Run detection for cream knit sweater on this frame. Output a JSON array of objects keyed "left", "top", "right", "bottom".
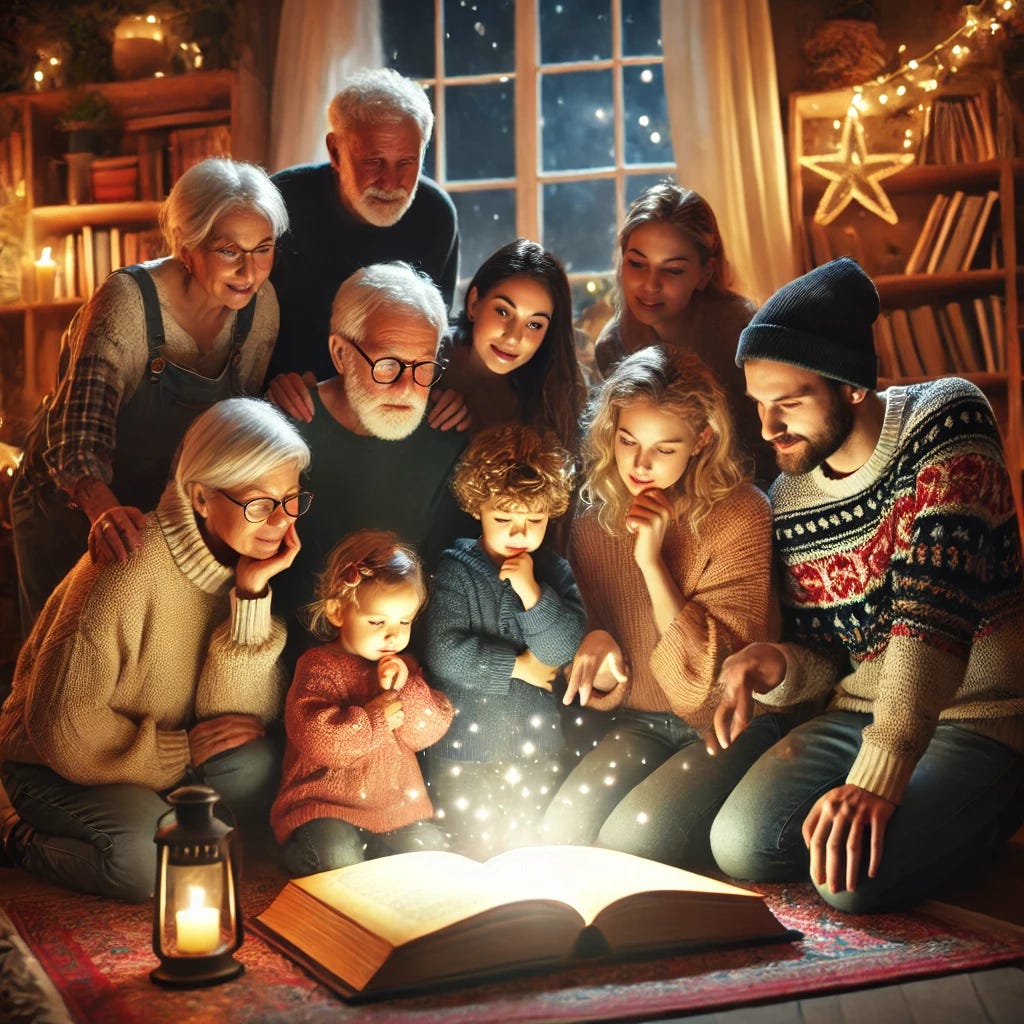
[{"left": 0, "top": 480, "right": 287, "bottom": 791}]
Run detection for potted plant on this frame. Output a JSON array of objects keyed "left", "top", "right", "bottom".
[{"left": 57, "top": 89, "right": 119, "bottom": 154}]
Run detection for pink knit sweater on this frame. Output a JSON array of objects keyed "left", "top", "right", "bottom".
[{"left": 271, "top": 646, "right": 453, "bottom": 841}]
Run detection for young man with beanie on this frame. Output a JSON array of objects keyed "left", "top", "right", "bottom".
[{"left": 709, "top": 257, "right": 1024, "bottom": 914}]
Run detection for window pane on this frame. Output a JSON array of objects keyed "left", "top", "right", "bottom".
[
  {"left": 451, "top": 189, "right": 517, "bottom": 285},
  {"left": 421, "top": 84, "right": 436, "bottom": 179},
  {"left": 622, "top": 0, "right": 662, "bottom": 56},
  {"left": 446, "top": 83, "right": 515, "bottom": 180},
  {"left": 623, "top": 65, "right": 672, "bottom": 165},
  {"left": 541, "top": 70, "right": 614, "bottom": 172},
  {"left": 542, "top": 179, "right": 616, "bottom": 273},
  {"left": 444, "top": 0, "right": 514, "bottom": 75},
  {"left": 539, "top": 0, "right": 611, "bottom": 63},
  {"left": 625, "top": 171, "right": 670, "bottom": 206},
  {"left": 381, "top": 0, "right": 435, "bottom": 78}
]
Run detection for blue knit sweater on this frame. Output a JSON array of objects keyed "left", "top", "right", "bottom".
[{"left": 423, "top": 538, "right": 586, "bottom": 761}]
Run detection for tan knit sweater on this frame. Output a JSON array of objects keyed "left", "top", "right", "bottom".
[
  {"left": 569, "top": 482, "right": 776, "bottom": 731},
  {"left": 0, "top": 480, "right": 287, "bottom": 791}
]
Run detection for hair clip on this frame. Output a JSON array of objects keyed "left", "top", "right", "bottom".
[{"left": 341, "top": 560, "right": 373, "bottom": 587}]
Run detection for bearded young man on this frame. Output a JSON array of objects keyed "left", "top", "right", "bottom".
[
  {"left": 708, "top": 257, "right": 1024, "bottom": 914},
  {"left": 271, "top": 262, "right": 471, "bottom": 666},
  {"left": 267, "top": 68, "right": 458, "bottom": 384}
]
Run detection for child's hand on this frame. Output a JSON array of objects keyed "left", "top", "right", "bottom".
[
  {"left": 368, "top": 690, "right": 405, "bottom": 731},
  {"left": 513, "top": 649, "right": 557, "bottom": 691},
  {"left": 378, "top": 655, "right": 409, "bottom": 692},
  {"left": 427, "top": 387, "right": 472, "bottom": 431},
  {"left": 500, "top": 552, "right": 542, "bottom": 610},
  {"left": 565, "top": 630, "right": 629, "bottom": 706},
  {"left": 625, "top": 487, "right": 672, "bottom": 571}
]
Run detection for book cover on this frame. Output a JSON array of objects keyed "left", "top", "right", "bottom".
[
  {"left": 251, "top": 846, "right": 797, "bottom": 1001},
  {"left": 889, "top": 308, "right": 926, "bottom": 377},
  {"left": 960, "top": 190, "right": 999, "bottom": 271},
  {"left": 973, "top": 296, "right": 998, "bottom": 372},
  {"left": 944, "top": 302, "right": 984, "bottom": 373},
  {"left": 905, "top": 194, "right": 948, "bottom": 275},
  {"left": 908, "top": 305, "right": 953, "bottom": 376},
  {"left": 874, "top": 313, "right": 902, "bottom": 377},
  {"left": 925, "top": 190, "right": 965, "bottom": 274},
  {"left": 936, "top": 193, "right": 985, "bottom": 274}
]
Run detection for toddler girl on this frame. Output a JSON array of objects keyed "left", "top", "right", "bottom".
[
  {"left": 423, "top": 424, "right": 586, "bottom": 858},
  {"left": 271, "top": 530, "right": 453, "bottom": 875}
]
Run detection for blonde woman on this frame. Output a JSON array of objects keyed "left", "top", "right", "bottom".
[{"left": 541, "top": 346, "right": 790, "bottom": 869}]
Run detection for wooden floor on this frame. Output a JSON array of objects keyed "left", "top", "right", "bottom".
[{"left": 647, "top": 839, "right": 1024, "bottom": 1024}]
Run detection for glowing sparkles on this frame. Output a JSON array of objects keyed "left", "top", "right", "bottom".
[
  {"left": 504, "top": 766, "right": 523, "bottom": 785},
  {"left": 529, "top": 716, "right": 542, "bottom": 729},
  {"left": 638, "top": 114, "right": 650, "bottom": 126},
  {"left": 640, "top": 68, "right": 653, "bottom": 83},
  {"left": 455, "top": 797, "right": 470, "bottom": 811},
  {"left": 449, "top": 764, "right": 462, "bottom": 777},
  {"left": 469, "top": 723, "right": 479, "bottom": 733},
  {"left": 602, "top": 775, "right": 616, "bottom": 786},
  {"left": 521, "top": 741, "right": 536, "bottom": 756},
  {"left": 578, "top": 784, "right": 591, "bottom": 795},
  {"left": 474, "top": 807, "right": 490, "bottom": 821},
  {"left": 575, "top": 717, "right": 584, "bottom": 726},
  {"left": 636, "top": 812, "right": 649, "bottom": 824},
  {"left": 649, "top": 131, "right": 661, "bottom": 144}
]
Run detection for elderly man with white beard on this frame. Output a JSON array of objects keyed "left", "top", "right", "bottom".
[
  {"left": 271, "top": 261, "right": 472, "bottom": 667},
  {"left": 267, "top": 67, "right": 459, "bottom": 385}
]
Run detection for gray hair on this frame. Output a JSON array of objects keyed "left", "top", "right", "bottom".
[
  {"left": 175, "top": 397, "right": 310, "bottom": 492},
  {"left": 159, "top": 157, "right": 289, "bottom": 261},
  {"left": 331, "top": 262, "right": 446, "bottom": 352},
  {"left": 327, "top": 67, "right": 433, "bottom": 149}
]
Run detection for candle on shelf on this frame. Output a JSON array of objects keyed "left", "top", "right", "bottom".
[
  {"left": 34, "top": 247, "right": 57, "bottom": 303},
  {"left": 175, "top": 885, "right": 221, "bottom": 955}
]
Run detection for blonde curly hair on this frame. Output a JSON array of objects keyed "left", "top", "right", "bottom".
[
  {"left": 580, "top": 346, "right": 747, "bottom": 537},
  {"left": 452, "top": 424, "right": 575, "bottom": 519},
  {"left": 303, "top": 529, "right": 426, "bottom": 640}
]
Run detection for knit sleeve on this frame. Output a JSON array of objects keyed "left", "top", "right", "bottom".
[
  {"left": 422, "top": 555, "right": 520, "bottom": 697},
  {"left": 193, "top": 590, "right": 287, "bottom": 724},
  {"left": 515, "top": 553, "right": 587, "bottom": 667},
  {"left": 848, "top": 385, "right": 1022, "bottom": 801},
  {"left": 649, "top": 486, "right": 776, "bottom": 729},
  {"left": 392, "top": 659, "right": 454, "bottom": 752},
  {"left": 282, "top": 649, "right": 394, "bottom": 768}
]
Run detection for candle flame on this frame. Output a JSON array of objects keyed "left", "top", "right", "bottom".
[{"left": 188, "top": 885, "right": 206, "bottom": 910}]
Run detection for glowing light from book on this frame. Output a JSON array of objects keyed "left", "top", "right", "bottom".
[{"left": 176, "top": 886, "right": 220, "bottom": 954}]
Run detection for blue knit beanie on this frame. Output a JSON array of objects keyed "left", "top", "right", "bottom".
[{"left": 736, "top": 257, "right": 880, "bottom": 389}]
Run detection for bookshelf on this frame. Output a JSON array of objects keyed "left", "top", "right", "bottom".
[
  {"left": 0, "top": 68, "right": 268, "bottom": 424},
  {"left": 789, "top": 87, "right": 1024, "bottom": 539}
]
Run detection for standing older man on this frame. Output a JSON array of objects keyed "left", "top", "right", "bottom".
[
  {"left": 268, "top": 67, "right": 458, "bottom": 384},
  {"left": 272, "top": 261, "right": 472, "bottom": 663},
  {"left": 708, "top": 258, "right": 1024, "bottom": 914}
]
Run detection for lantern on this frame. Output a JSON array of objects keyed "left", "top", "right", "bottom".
[{"left": 151, "top": 785, "right": 244, "bottom": 987}]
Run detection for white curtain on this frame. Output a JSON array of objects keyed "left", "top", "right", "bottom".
[
  {"left": 660, "top": 0, "right": 795, "bottom": 305},
  {"left": 269, "top": 0, "right": 383, "bottom": 173}
]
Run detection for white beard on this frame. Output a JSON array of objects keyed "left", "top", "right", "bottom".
[
  {"left": 343, "top": 361, "right": 427, "bottom": 440},
  {"left": 352, "top": 185, "right": 417, "bottom": 228}
]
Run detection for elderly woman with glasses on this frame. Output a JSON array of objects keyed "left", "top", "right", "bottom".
[
  {"left": 10, "top": 157, "right": 289, "bottom": 634},
  {"left": 0, "top": 397, "right": 311, "bottom": 900}
]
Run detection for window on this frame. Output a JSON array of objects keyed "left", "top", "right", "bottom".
[{"left": 381, "top": 0, "right": 674, "bottom": 320}]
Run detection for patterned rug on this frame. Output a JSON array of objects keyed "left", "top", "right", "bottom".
[{"left": 2, "top": 866, "right": 1024, "bottom": 1024}]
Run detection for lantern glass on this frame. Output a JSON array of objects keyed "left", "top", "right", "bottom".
[{"left": 151, "top": 785, "right": 244, "bottom": 987}]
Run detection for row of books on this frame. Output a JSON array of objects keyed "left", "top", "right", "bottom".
[
  {"left": 43, "top": 225, "right": 166, "bottom": 301},
  {"left": 0, "top": 130, "right": 24, "bottom": 194},
  {"left": 918, "top": 91, "right": 997, "bottom": 165},
  {"left": 874, "top": 296, "right": 1005, "bottom": 379},
  {"left": 904, "top": 189, "right": 999, "bottom": 275}
]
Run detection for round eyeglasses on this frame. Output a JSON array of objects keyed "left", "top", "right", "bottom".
[
  {"left": 345, "top": 336, "right": 447, "bottom": 388},
  {"left": 217, "top": 489, "right": 314, "bottom": 523},
  {"left": 207, "top": 243, "right": 276, "bottom": 269}
]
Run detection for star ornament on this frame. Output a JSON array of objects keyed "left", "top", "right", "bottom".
[{"left": 800, "top": 113, "right": 915, "bottom": 226}]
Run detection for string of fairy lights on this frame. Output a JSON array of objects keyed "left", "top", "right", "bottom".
[{"left": 801, "top": 0, "right": 1019, "bottom": 225}]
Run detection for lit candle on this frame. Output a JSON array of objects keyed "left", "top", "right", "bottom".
[
  {"left": 34, "top": 247, "right": 57, "bottom": 303},
  {"left": 175, "top": 885, "right": 220, "bottom": 955}
]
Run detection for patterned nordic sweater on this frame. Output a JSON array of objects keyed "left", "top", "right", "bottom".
[
  {"left": 0, "top": 479, "right": 287, "bottom": 790},
  {"left": 569, "top": 482, "right": 776, "bottom": 733},
  {"left": 423, "top": 539, "right": 586, "bottom": 762},
  {"left": 271, "top": 647, "right": 453, "bottom": 841},
  {"left": 757, "top": 379, "right": 1024, "bottom": 803}
]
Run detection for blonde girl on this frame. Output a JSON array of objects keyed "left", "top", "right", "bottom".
[
  {"left": 540, "top": 346, "right": 790, "bottom": 870},
  {"left": 593, "top": 181, "right": 771, "bottom": 483},
  {"left": 271, "top": 529, "right": 453, "bottom": 875}
]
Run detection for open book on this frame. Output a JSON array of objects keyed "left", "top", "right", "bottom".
[{"left": 251, "top": 845, "right": 797, "bottom": 1000}]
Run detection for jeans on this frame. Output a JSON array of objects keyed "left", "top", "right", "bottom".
[
  {"left": 283, "top": 817, "right": 447, "bottom": 876},
  {"left": 710, "top": 711, "right": 1024, "bottom": 913},
  {"left": 2, "top": 737, "right": 280, "bottom": 902},
  {"left": 540, "top": 710, "right": 792, "bottom": 871}
]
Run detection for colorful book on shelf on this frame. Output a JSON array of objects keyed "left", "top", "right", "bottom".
[
  {"left": 905, "top": 194, "right": 949, "bottom": 274},
  {"left": 960, "top": 190, "right": 999, "bottom": 271},
  {"left": 943, "top": 301, "right": 985, "bottom": 373},
  {"left": 251, "top": 846, "right": 797, "bottom": 1001},
  {"left": 924, "top": 190, "right": 965, "bottom": 274},
  {"left": 889, "top": 308, "right": 926, "bottom": 377},
  {"left": 908, "top": 305, "right": 953, "bottom": 376},
  {"left": 936, "top": 193, "right": 986, "bottom": 274}
]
